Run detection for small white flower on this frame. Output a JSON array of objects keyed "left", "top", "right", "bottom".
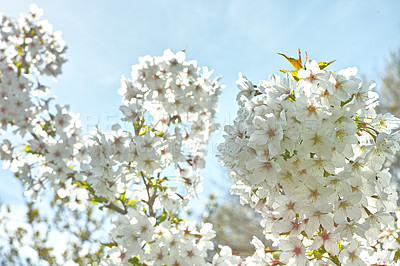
[{"left": 279, "top": 237, "right": 308, "bottom": 266}]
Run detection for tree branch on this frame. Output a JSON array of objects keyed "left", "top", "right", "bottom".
[{"left": 105, "top": 202, "right": 127, "bottom": 215}]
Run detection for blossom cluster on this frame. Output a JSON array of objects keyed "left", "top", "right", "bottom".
[
  {"left": 2, "top": 5, "right": 400, "bottom": 266},
  {"left": 95, "top": 49, "right": 225, "bottom": 265},
  {"left": 1, "top": 5, "right": 225, "bottom": 263},
  {"left": 0, "top": 4, "right": 66, "bottom": 77},
  {"left": 83, "top": 49, "right": 222, "bottom": 204},
  {"left": 106, "top": 210, "right": 216, "bottom": 265},
  {"left": 218, "top": 61, "right": 400, "bottom": 264},
  {"left": 0, "top": 5, "right": 86, "bottom": 207}
]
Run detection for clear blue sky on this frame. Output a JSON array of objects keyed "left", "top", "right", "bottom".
[{"left": 1, "top": 0, "right": 400, "bottom": 213}]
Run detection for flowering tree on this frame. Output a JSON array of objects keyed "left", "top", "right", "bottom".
[{"left": 1, "top": 5, "right": 400, "bottom": 265}]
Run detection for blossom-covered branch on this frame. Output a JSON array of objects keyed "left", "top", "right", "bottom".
[{"left": 218, "top": 57, "right": 400, "bottom": 265}]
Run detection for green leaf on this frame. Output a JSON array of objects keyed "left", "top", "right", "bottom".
[
  {"left": 129, "top": 257, "right": 145, "bottom": 265},
  {"left": 323, "top": 170, "right": 331, "bottom": 177},
  {"left": 155, "top": 131, "right": 164, "bottom": 137},
  {"left": 127, "top": 199, "right": 136, "bottom": 207},
  {"left": 91, "top": 196, "right": 108, "bottom": 204},
  {"left": 75, "top": 180, "right": 90, "bottom": 189},
  {"left": 100, "top": 242, "right": 117, "bottom": 248},
  {"left": 119, "top": 191, "right": 126, "bottom": 203},
  {"left": 395, "top": 248, "right": 400, "bottom": 260},
  {"left": 156, "top": 211, "right": 168, "bottom": 225},
  {"left": 280, "top": 149, "right": 296, "bottom": 161},
  {"left": 27, "top": 208, "right": 39, "bottom": 223},
  {"left": 22, "top": 145, "right": 30, "bottom": 152}
]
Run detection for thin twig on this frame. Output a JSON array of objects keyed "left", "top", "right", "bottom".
[{"left": 141, "top": 172, "right": 155, "bottom": 217}]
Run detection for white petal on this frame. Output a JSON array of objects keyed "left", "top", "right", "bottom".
[
  {"left": 320, "top": 214, "right": 334, "bottom": 232},
  {"left": 325, "top": 239, "right": 339, "bottom": 255},
  {"left": 305, "top": 216, "right": 319, "bottom": 237},
  {"left": 309, "top": 236, "right": 323, "bottom": 250}
]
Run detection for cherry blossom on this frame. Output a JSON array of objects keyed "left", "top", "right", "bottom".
[
  {"left": 219, "top": 57, "right": 400, "bottom": 264},
  {"left": 2, "top": 5, "right": 400, "bottom": 265}
]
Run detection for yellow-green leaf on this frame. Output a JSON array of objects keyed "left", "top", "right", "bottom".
[
  {"left": 280, "top": 69, "right": 299, "bottom": 81},
  {"left": 318, "top": 60, "right": 336, "bottom": 70},
  {"left": 100, "top": 242, "right": 117, "bottom": 248},
  {"left": 127, "top": 199, "right": 136, "bottom": 206},
  {"left": 22, "top": 145, "right": 31, "bottom": 152},
  {"left": 278, "top": 52, "right": 303, "bottom": 70},
  {"left": 120, "top": 191, "right": 126, "bottom": 203}
]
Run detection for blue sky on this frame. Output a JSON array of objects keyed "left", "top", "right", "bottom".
[{"left": 1, "top": 0, "right": 400, "bottom": 214}]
